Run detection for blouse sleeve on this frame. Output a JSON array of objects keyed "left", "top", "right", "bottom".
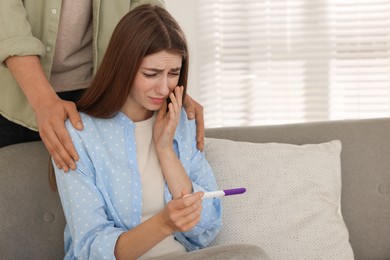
[
  {"left": 54, "top": 123, "right": 125, "bottom": 259},
  {"left": 168, "top": 110, "right": 222, "bottom": 251}
]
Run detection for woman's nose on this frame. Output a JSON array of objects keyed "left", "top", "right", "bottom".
[{"left": 156, "top": 77, "right": 170, "bottom": 96}]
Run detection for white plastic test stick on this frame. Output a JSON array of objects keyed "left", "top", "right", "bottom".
[{"left": 202, "top": 190, "right": 225, "bottom": 199}]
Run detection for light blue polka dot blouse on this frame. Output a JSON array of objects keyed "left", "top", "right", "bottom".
[{"left": 54, "top": 109, "right": 222, "bottom": 259}]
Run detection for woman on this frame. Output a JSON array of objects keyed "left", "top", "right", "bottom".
[{"left": 52, "top": 4, "right": 221, "bottom": 259}]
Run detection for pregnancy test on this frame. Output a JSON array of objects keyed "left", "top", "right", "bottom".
[{"left": 203, "top": 187, "right": 246, "bottom": 199}]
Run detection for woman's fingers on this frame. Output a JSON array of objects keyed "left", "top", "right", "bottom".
[
  {"left": 175, "top": 86, "right": 183, "bottom": 108},
  {"left": 169, "top": 86, "right": 183, "bottom": 114},
  {"left": 175, "top": 206, "right": 202, "bottom": 232},
  {"left": 165, "top": 86, "right": 184, "bottom": 125},
  {"left": 163, "top": 191, "right": 204, "bottom": 232}
]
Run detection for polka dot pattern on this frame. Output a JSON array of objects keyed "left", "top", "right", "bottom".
[{"left": 54, "top": 110, "right": 222, "bottom": 259}]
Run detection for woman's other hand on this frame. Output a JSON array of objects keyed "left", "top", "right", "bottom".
[
  {"left": 160, "top": 189, "right": 204, "bottom": 234},
  {"left": 154, "top": 86, "right": 183, "bottom": 152}
]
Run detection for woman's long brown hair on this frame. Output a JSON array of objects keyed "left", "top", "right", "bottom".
[{"left": 49, "top": 4, "right": 189, "bottom": 191}]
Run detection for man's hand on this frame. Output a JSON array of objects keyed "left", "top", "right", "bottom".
[
  {"left": 5, "top": 55, "right": 83, "bottom": 172},
  {"left": 36, "top": 98, "right": 83, "bottom": 172},
  {"left": 183, "top": 94, "right": 205, "bottom": 151}
]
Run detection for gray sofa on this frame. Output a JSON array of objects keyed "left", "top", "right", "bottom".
[{"left": 1, "top": 117, "right": 389, "bottom": 259}]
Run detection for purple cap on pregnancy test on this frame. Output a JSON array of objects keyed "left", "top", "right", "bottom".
[{"left": 223, "top": 187, "right": 246, "bottom": 196}]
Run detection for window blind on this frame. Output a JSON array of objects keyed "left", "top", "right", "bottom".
[{"left": 197, "top": 0, "right": 390, "bottom": 128}]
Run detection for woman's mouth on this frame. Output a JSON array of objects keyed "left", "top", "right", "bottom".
[{"left": 149, "top": 97, "right": 165, "bottom": 104}]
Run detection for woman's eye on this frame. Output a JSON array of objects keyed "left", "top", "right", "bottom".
[
  {"left": 143, "top": 73, "right": 156, "bottom": 77},
  {"left": 169, "top": 73, "right": 180, "bottom": 76}
]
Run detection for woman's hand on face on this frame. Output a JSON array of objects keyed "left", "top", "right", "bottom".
[
  {"left": 183, "top": 94, "right": 205, "bottom": 151},
  {"left": 160, "top": 189, "right": 203, "bottom": 234},
  {"left": 37, "top": 98, "right": 83, "bottom": 172},
  {"left": 154, "top": 86, "right": 183, "bottom": 152}
]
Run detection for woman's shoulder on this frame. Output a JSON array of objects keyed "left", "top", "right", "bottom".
[
  {"left": 64, "top": 112, "right": 93, "bottom": 132},
  {"left": 176, "top": 108, "right": 196, "bottom": 138},
  {"left": 178, "top": 108, "right": 195, "bottom": 127},
  {"left": 64, "top": 112, "right": 120, "bottom": 138}
]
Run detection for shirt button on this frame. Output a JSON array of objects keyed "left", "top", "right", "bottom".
[
  {"left": 51, "top": 9, "right": 57, "bottom": 15},
  {"left": 45, "top": 46, "right": 51, "bottom": 52}
]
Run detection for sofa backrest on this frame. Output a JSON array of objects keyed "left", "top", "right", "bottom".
[
  {"left": 206, "top": 117, "right": 390, "bottom": 260},
  {"left": 0, "top": 117, "right": 389, "bottom": 259}
]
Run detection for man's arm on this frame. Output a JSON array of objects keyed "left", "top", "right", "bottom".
[{"left": 5, "top": 55, "right": 82, "bottom": 171}]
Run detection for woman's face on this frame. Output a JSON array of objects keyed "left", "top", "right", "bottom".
[{"left": 122, "top": 50, "right": 182, "bottom": 121}]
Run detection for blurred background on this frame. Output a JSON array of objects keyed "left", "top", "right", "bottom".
[{"left": 166, "top": 0, "right": 390, "bottom": 128}]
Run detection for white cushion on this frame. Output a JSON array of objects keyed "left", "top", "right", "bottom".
[{"left": 204, "top": 138, "right": 354, "bottom": 259}]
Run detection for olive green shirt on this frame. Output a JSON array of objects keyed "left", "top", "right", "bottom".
[{"left": 0, "top": 0, "right": 164, "bottom": 131}]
